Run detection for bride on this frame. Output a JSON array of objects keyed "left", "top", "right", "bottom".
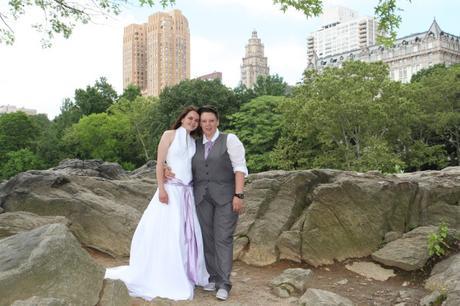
[{"left": 105, "top": 106, "right": 209, "bottom": 300}]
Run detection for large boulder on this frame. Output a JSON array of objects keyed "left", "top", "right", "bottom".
[
  {"left": 0, "top": 211, "right": 70, "bottom": 239},
  {"left": 235, "top": 167, "right": 460, "bottom": 267},
  {"left": 270, "top": 268, "right": 314, "bottom": 297},
  {"left": 99, "top": 279, "right": 131, "bottom": 306},
  {"left": 300, "top": 172, "right": 417, "bottom": 266},
  {"left": 0, "top": 159, "right": 156, "bottom": 256},
  {"left": 0, "top": 223, "right": 105, "bottom": 305},
  {"left": 371, "top": 226, "right": 437, "bottom": 271},
  {"left": 236, "top": 170, "right": 323, "bottom": 266},
  {"left": 400, "top": 167, "right": 460, "bottom": 230},
  {"left": 425, "top": 253, "right": 460, "bottom": 292}
]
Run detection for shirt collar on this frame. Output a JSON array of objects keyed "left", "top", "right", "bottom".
[{"left": 203, "top": 129, "right": 220, "bottom": 144}]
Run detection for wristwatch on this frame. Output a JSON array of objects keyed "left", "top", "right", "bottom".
[{"left": 234, "top": 193, "right": 244, "bottom": 199}]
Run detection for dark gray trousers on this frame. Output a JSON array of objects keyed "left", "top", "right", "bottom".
[{"left": 196, "top": 194, "right": 238, "bottom": 291}]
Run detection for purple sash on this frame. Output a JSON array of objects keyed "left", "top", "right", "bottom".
[{"left": 165, "top": 178, "right": 199, "bottom": 284}]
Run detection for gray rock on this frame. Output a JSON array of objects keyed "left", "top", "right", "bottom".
[
  {"left": 0, "top": 223, "right": 104, "bottom": 306},
  {"left": 425, "top": 253, "right": 460, "bottom": 292},
  {"left": 99, "top": 279, "right": 131, "bottom": 306},
  {"left": 0, "top": 166, "right": 152, "bottom": 257},
  {"left": 270, "top": 268, "right": 314, "bottom": 297},
  {"left": 336, "top": 279, "right": 349, "bottom": 285},
  {"left": 277, "top": 230, "right": 302, "bottom": 263},
  {"left": 299, "top": 288, "right": 354, "bottom": 306},
  {"left": 345, "top": 261, "right": 395, "bottom": 281},
  {"left": 11, "top": 296, "right": 68, "bottom": 306},
  {"left": 384, "top": 231, "right": 403, "bottom": 243},
  {"left": 238, "top": 171, "right": 322, "bottom": 266},
  {"left": 371, "top": 226, "right": 437, "bottom": 271},
  {"left": 419, "top": 290, "right": 443, "bottom": 306},
  {"left": 52, "top": 159, "right": 127, "bottom": 180},
  {"left": 444, "top": 285, "right": 460, "bottom": 306},
  {"left": 233, "top": 236, "right": 249, "bottom": 260},
  {"left": 0, "top": 211, "right": 70, "bottom": 239}
]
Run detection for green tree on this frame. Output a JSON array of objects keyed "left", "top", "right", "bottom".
[
  {"left": 228, "top": 96, "right": 284, "bottom": 172},
  {"left": 0, "top": 112, "right": 38, "bottom": 159},
  {"left": 253, "top": 74, "right": 288, "bottom": 97},
  {"left": 108, "top": 96, "right": 160, "bottom": 162},
  {"left": 120, "top": 84, "right": 142, "bottom": 102},
  {"left": 74, "top": 77, "right": 118, "bottom": 116},
  {"left": 272, "top": 61, "right": 411, "bottom": 172},
  {"left": 233, "top": 84, "right": 256, "bottom": 105},
  {"left": 53, "top": 98, "right": 82, "bottom": 136},
  {"left": 0, "top": 149, "right": 45, "bottom": 180},
  {"left": 62, "top": 112, "right": 140, "bottom": 167},
  {"left": 410, "top": 64, "right": 447, "bottom": 83},
  {"left": 158, "top": 78, "right": 239, "bottom": 131},
  {"left": 407, "top": 64, "right": 460, "bottom": 166},
  {"left": 1, "top": 0, "right": 408, "bottom": 47}
]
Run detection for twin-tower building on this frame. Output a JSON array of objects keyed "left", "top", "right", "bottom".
[
  {"left": 123, "top": 10, "right": 190, "bottom": 96},
  {"left": 123, "top": 9, "right": 269, "bottom": 96}
]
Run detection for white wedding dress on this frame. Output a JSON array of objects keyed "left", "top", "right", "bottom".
[{"left": 105, "top": 126, "right": 209, "bottom": 301}]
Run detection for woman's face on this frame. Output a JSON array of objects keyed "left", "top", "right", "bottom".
[{"left": 181, "top": 110, "right": 200, "bottom": 132}]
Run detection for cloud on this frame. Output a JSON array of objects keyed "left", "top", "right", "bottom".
[
  {"left": 266, "top": 40, "right": 306, "bottom": 85},
  {"left": 191, "top": 36, "right": 242, "bottom": 87},
  {"left": 195, "top": 0, "right": 308, "bottom": 21},
  {"left": 0, "top": 11, "right": 136, "bottom": 119}
]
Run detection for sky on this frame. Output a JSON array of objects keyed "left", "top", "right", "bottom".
[{"left": 0, "top": 0, "right": 459, "bottom": 119}]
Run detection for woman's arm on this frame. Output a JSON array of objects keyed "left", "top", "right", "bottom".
[{"left": 156, "top": 130, "right": 175, "bottom": 204}]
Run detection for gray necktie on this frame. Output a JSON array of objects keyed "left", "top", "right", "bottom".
[{"left": 204, "top": 141, "right": 214, "bottom": 159}]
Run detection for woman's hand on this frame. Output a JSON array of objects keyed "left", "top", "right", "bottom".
[{"left": 159, "top": 188, "right": 169, "bottom": 204}]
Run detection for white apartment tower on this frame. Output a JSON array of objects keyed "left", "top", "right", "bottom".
[
  {"left": 241, "top": 31, "right": 269, "bottom": 88},
  {"left": 307, "top": 6, "right": 378, "bottom": 62},
  {"left": 123, "top": 9, "right": 190, "bottom": 96}
]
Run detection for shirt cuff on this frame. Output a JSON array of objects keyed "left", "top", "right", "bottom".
[{"left": 234, "top": 166, "right": 249, "bottom": 177}]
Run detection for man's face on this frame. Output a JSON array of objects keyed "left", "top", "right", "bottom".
[{"left": 200, "top": 112, "right": 219, "bottom": 139}]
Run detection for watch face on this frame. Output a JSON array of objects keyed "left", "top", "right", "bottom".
[{"left": 235, "top": 193, "right": 244, "bottom": 199}]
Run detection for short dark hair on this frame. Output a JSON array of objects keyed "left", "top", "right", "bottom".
[{"left": 198, "top": 105, "right": 219, "bottom": 120}]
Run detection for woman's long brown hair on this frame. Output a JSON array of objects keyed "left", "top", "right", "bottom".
[{"left": 170, "top": 105, "right": 201, "bottom": 137}]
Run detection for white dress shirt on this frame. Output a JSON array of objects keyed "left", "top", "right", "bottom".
[{"left": 203, "top": 129, "right": 248, "bottom": 177}]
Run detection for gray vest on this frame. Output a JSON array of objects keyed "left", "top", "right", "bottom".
[{"left": 192, "top": 133, "right": 235, "bottom": 205}]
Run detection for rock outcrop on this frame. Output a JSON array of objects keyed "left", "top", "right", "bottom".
[
  {"left": 0, "top": 159, "right": 156, "bottom": 257},
  {"left": 1, "top": 160, "right": 459, "bottom": 266},
  {"left": 0, "top": 211, "right": 69, "bottom": 239},
  {"left": 0, "top": 223, "right": 105, "bottom": 306},
  {"left": 371, "top": 226, "right": 437, "bottom": 271}
]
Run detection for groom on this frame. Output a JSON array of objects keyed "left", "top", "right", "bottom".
[{"left": 192, "top": 105, "right": 247, "bottom": 301}]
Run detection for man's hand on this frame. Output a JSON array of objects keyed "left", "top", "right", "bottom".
[
  {"left": 232, "top": 196, "right": 244, "bottom": 214},
  {"left": 163, "top": 165, "right": 175, "bottom": 180}
]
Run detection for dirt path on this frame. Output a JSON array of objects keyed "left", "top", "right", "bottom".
[{"left": 90, "top": 250, "right": 429, "bottom": 306}]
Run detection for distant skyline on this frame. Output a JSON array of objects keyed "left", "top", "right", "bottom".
[{"left": 0, "top": 0, "right": 459, "bottom": 118}]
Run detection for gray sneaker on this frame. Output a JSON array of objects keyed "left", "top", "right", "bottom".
[
  {"left": 216, "top": 288, "right": 228, "bottom": 301},
  {"left": 203, "top": 282, "right": 216, "bottom": 291}
]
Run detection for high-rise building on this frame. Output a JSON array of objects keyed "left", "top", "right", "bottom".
[
  {"left": 307, "top": 6, "right": 378, "bottom": 63},
  {"left": 123, "top": 9, "right": 190, "bottom": 96},
  {"left": 0, "top": 105, "right": 37, "bottom": 115},
  {"left": 241, "top": 30, "right": 269, "bottom": 88},
  {"left": 123, "top": 24, "right": 147, "bottom": 91},
  {"left": 308, "top": 20, "right": 460, "bottom": 83},
  {"left": 196, "top": 71, "right": 223, "bottom": 81}
]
